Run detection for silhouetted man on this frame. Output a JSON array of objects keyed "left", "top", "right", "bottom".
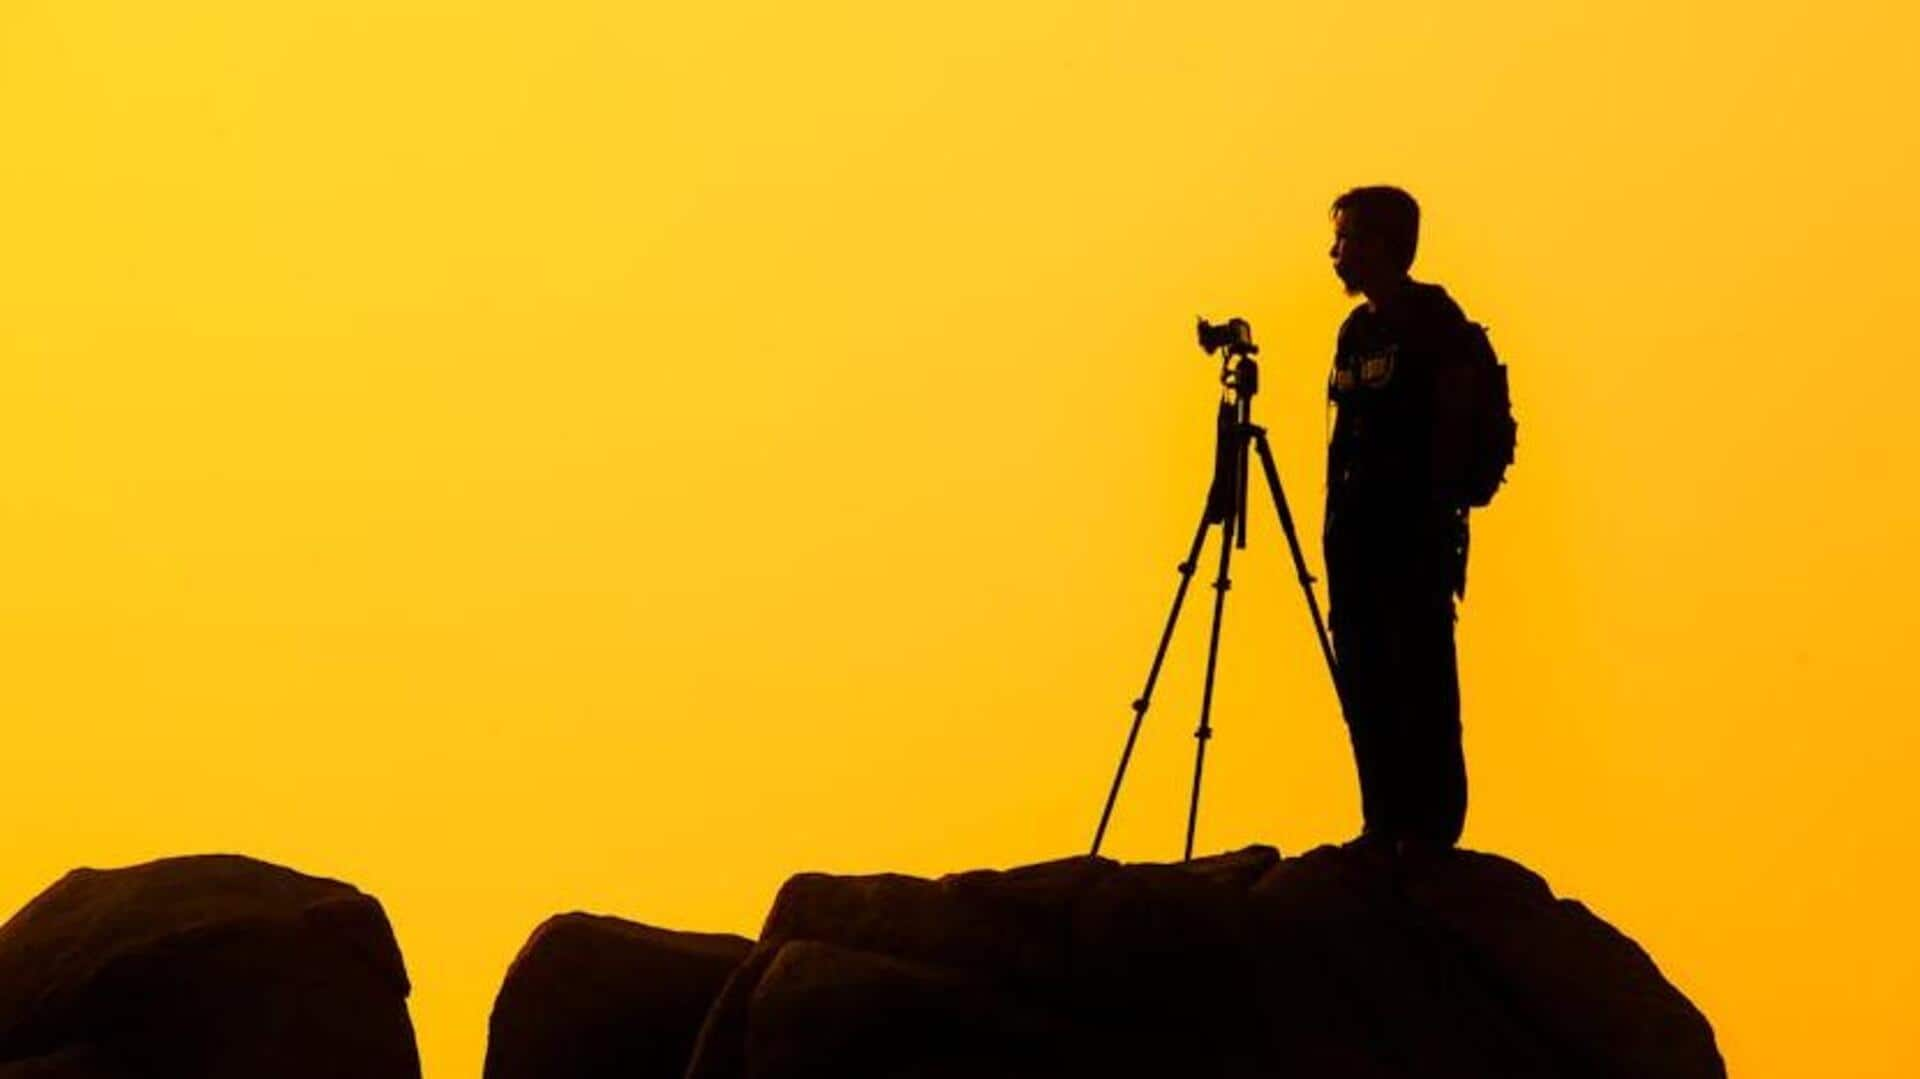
[{"left": 1323, "top": 185, "right": 1476, "bottom": 851}]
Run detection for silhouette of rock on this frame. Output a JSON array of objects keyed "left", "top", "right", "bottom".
[
  {"left": 0, "top": 1045, "right": 125, "bottom": 1079},
  {"left": 745, "top": 940, "right": 1073, "bottom": 1079},
  {"left": 0, "top": 854, "right": 418, "bottom": 1079},
  {"left": 484, "top": 913, "right": 750, "bottom": 1079},
  {"left": 682, "top": 852, "right": 1126, "bottom": 1079},
  {"left": 664, "top": 843, "right": 1722, "bottom": 1079}
]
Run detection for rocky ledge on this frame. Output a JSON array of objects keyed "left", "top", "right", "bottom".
[
  {"left": 488, "top": 843, "right": 1725, "bottom": 1079},
  {"left": 0, "top": 844, "right": 1723, "bottom": 1078}
]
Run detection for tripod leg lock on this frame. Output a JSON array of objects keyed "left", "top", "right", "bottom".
[
  {"left": 1131, "top": 698, "right": 1148, "bottom": 714},
  {"left": 1177, "top": 560, "right": 1195, "bottom": 575}
]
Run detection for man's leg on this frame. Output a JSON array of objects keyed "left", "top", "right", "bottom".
[
  {"left": 1395, "top": 582, "right": 1466, "bottom": 846},
  {"left": 1329, "top": 573, "right": 1404, "bottom": 840}
]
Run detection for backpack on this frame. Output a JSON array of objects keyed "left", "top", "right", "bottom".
[{"left": 1449, "top": 321, "right": 1517, "bottom": 509}]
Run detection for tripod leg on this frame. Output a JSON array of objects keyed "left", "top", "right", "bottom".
[
  {"left": 1252, "top": 430, "right": 1343, "bottom": 703},
  {"left": 1091, "top": 504, "right": 1216, "bottom": 857},
  {"left": 1186, "top": 498, "right": 1240, "bottom": 861}
]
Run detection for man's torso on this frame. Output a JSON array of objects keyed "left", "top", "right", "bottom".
[{"left": 1325, "top": 281, "right": 1469, "bottom": 589}]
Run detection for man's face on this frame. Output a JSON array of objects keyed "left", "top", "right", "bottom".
[{"left": 1329, "top": 210, "right": 1388, "bottom": 296}]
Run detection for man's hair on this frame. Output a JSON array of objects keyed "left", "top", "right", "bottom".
[{"left": 1331, "top": 186, "right": 1420, "bottom": 275}]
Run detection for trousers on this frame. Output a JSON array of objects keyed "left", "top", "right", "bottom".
[{"left": 1324, "top": 529, "right": 1468, "bottom": 847}]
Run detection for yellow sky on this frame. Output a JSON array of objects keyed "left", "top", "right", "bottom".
[{"left": 3, "top": 3, "right": 1917, "bottom": 1076}]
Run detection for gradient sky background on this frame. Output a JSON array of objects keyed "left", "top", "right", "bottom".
[{"left": 4, "top": 3, "right": 1917, "bottom": 1076}]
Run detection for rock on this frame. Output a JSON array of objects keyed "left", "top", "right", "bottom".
[
  {"left": 1248, "top": 845, "right": 1566, "bottom": 1075},
  {"left": 1066, "top": 850, "right": 1268, "bottom": 1051},
  {"left": 1247, "top": 843, "right": 1724, "bottom": 1077},
  {"left": 677, "top": 842, "right": 1723, "bottom": 1079},
  {"left": 484, "top": 913, "right": 750, "bottom": 1079},
  {"left": 1393, "top": 848, "right": 1726, "bottom": 1079},
  {"left": 684, "top": 852, "right": 1123, "bottom": 1079},
  {"left": 6, "top": 841, "right": 1721, "bottom": 1077},
  {"left": 0, "top": 854, "right": 418, "bottom": 1079},
  {"left": 762, "top": 853, "right": 1120, "bottom": 986},
  {"left": 744, "top": 940, "right": 1071, "bottom": 1079},
  {"left": 0, "top": 1046, "right": 128, "bottom": 1079}
]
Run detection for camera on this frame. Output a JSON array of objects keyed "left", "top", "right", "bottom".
[{"left": 1196, "top": 317, "right": 1258, "bottom": 358}]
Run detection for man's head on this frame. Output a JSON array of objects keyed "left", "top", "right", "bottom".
[{"left": 1329, "top": 186, "right": 1419, "bottom": 297}]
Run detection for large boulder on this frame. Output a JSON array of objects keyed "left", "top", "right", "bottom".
[
  {"left": 743, "top": 940, "right": 1073, "bottom": 1079},
  {"left": 684, "top": 851, "right": 1129, "bottom": 1079},
  {"left": 0, "top": 854, "right": 418, "bottom": 1079},
  {"left": 676, "top": 843, "right": 1722, "bottom": 1079},
  {"left": 484, "top": 913, "right": 751, "bottom": 1079},
  {"left": 0, "top": 1046, "right": 126, "bottom": 1079}
]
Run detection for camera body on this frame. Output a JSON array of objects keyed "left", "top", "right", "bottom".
[{"left": 1196, "top": 316, "right": 1258, "bottom": 358}]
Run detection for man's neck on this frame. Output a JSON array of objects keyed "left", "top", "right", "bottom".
[{"left": 1362, "top": 275, "right": 1414, "bottom": 312}]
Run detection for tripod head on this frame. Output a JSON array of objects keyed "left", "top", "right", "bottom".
[{"left": 1197, "top": 316, "right": 1261, "bottom": 405}]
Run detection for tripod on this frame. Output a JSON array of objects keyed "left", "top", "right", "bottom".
[{"left": 1090, "top": 322, "right": 1343, "bottom": 861}]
